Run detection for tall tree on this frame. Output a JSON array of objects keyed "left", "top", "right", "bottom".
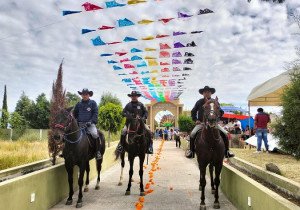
[
  {"left": 99, "top": 92, "right": 122, "bottom": 107},
  {"left": 66, "top": 92, "right": 81, "bottom": 107},
  {"left": 273, "top": 67, "right": 300, "bottom": 159},
  {"left": 48, "top": 61, "right": 66, "bottom": 164},
  {"left": 0, "top": 85, "right": 8, "bottom": 128},
  {"left": 98, "top": 102, "right": 124, "bottom": 147},
  {"left": 31, "top": 93, "right": 50, "bottom": 129},
  {"left": 9, "top": 111, "right": 27, "bottom": 130}
]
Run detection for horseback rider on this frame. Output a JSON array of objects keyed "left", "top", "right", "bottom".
[
  {"left": 74, "top": 88, "right": 102, "bottom": 160},
  {"left": 116, "top": 91, "right": 153, "bottom": 154},
  {"left": 186, "top": 86, "right": 235, "bottom": 159}
]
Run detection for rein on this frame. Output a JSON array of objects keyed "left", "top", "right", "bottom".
[{"left": 54, "top": 113, "right": 85, "bottom": 144}]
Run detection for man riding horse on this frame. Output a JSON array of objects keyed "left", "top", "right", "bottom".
[
  {"left": 186, "top": 86, "right": 235, "bottom": 159},
  {"left": 74, "top": 88, "right": 102, "bottom": 160},
  {"left": 116, "top": 91, "right": 153, "bottom": 154}
]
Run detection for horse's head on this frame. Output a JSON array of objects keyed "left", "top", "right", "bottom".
[
  {"left": 127, "top": 114, "right": 143, "bottom": 134},
  {"left": 203, "top": 97, "right": 221, "bottom": 128},
  {"left": 52, "top": 107, "right": 75, "bottom": 141}
]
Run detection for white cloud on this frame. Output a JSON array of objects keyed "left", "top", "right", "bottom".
[{"left": 0, "top": 0, "right": 299, "bottom": 113}]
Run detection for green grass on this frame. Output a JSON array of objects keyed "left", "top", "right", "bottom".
[
  {"left": 0, "top": 140, "right": 49, "bottom": 170},
  {"left": 232, "top": 148, "right": 300, "bottom": 183}
]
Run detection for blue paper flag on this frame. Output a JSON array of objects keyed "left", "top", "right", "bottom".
[
  {"left": 118, "top": 18, "right": 134, "bottom": 27},
  {"left": 131, "top": 55, "right": 142, "bottom": 61},
  {"left": 123, "top": 36, "right": 138, "bottom": 42},
  {"left": 105, "top": 1, "right": 126, "bottom": 8},
  {"left": 82, "top": 29, "right": 96, "bottom": 34},
  {"left": 137, "top": 61, "right": 147, "bottom": 68},
  {"left": 62, "top": 10, "right": 82, "bottom": 16},
  {"left": 92, "top": 36, "right": 106, "bottom": 46},
  {"left": 100, "top": 53, "right": 113, "bottom": 57},
  {"left": 108, "top": 60, "right": 118, "bottom": 64},
  {"left": 130, "top": 48, "right": 143, "bottom": 53},
  {"left": 113, "top": 65, "right": 123, "bottom": 70}
]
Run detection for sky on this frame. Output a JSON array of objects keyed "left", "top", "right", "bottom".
[{"left": 1, "top": 0, "right": 300, "bottom": 114}]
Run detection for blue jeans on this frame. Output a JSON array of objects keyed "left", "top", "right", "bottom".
[{"left": 256, "top": 128, "right": 269, "bottom": 151}]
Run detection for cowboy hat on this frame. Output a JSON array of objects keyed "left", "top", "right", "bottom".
[
  {"left": 127, "top": 91, "right": 141, "bottom": 97},
  {"left": 199, "top": 86, "right": 215, "bottom": 94},
  {"left": 78, "top": 88, "right": 93, "bottom": 96}
]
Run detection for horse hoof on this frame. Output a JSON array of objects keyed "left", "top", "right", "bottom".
[
  {"left": 125, "top": 191, "right": 130, "bottom": 195},
  {"left": 65, "top": 199, "right": 73, "bottom": 205},
  {"left": 140, "top": 192, "right": 145, "bottom": 196},
  {"left": 118, "top": 182, "right": 122, "bottom": 186},
  {"left": 211, "top": 189, "right": 215, "bottom": 194},
  {"left": 200, "top": 205, "right": 206, "bottom": 210},
  {"left": 95, "top": 185, "right": 100, "bottom": 190},
  {"left": 213, "top": 203, "right": 220, "bottom": 209},
  {"left": 84, "top": 187, "right": 89, "bottom": 192},
  {"left": 76, "top": 202, "right": 83, "bottom": 208}
]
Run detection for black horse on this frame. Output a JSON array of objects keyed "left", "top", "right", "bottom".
[
  {"left": 195, "top": 98, "right": 225, "bottom": 210},
  {"left": 53, "top": 107, "right": 105, "bottom": 208},
  {"left": 115, "top": 115, "right": 149, "bottom": 196}
]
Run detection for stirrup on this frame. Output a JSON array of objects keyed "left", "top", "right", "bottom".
[
  {"left": 225, "top": 150, "right": 235, "bottom": 158},
  {"left": 116, "top": 144, "right": 124, "bottom": 153},
  {"left": 186, "top": 150, "right": 195, "bottom": 159},
  {"left": 147, "top": 147, "right": 153, "bottom": 154}
]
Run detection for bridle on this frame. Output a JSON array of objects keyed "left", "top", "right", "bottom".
[
  {"left": 126, "top": 116, "right": 144, "bottom": 144},
  {"left": 202, "top": 101, "right": 221, "bottom": 141},
  {"left": 53, "top": 111, "right": 84, "bottom": 144}
]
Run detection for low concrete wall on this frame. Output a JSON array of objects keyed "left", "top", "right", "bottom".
[
  {"left": 221, "top": 164, "right": 300, "bottom": 210},
  {"left": 0, "top": 145, "right": 117, "bottom": 210},
  {"left": 230, "top": 157, "right": 300, "bottom": 200}
]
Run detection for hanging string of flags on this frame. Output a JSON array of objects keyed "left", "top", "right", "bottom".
[
  {"left": 81, "top": 9, "right": 213, "bottom": 34},
  {"left": 62, "top": 1, "right": 214, "bottom": 102},
  {"left": 91, "top": 32, "right": 200, "bottom": 46}
]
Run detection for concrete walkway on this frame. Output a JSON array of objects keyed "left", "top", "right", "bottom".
[{"left": 51, "top": 140, "right": 236, "bottom": 210}]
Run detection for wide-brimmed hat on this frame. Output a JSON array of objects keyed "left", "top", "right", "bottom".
[
  {"left": 78, "top": 88, "right": 93, "bottom": 96},
  {"left": 199, "top": 86, "right": 215, "bottom": 95},
  {"left": 128, "top": 91, "right": 141, "bottom": 97}
]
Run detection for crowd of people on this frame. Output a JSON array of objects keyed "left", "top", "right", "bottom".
[{"left": 154, "top": 127, "right": 178, "bottom": 141}]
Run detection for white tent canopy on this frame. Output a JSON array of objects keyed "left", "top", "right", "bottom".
[{"left": 247, "top": 71, "right": 291, "bottom": 106}]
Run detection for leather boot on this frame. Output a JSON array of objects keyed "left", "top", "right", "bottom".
[
  {"left": 95, "top": 137, "right": 102, "bottom": 160},
  {"left": 222, "top": 133, "right": 235, "bottom": 158},
  {"left": 116, "top": 135, "right": 126, "bottom": 153},
  {"left": 186, "top": 136, "right": 195, "bottom": 158}
]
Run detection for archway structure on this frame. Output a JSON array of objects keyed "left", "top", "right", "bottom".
[{"left": 146, "top": 99, "right": 183, "bottom": 131}]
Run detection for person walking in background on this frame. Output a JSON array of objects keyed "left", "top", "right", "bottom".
[
  {"left": 254, "top": 108, "right": 270, "bottom": 153},
  {"left": 170, "top": 128, "right": 174, "bottom": 141},
  {"left": 164, "top": 127, "right": 169, "bottom": 140}
]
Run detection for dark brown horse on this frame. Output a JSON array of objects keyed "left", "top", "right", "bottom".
[
  {"left": 195, "top": 97, "right": 225, "bottom": 210},
  {"left": 52, "top": 107, "right": 105, "bottom": 208},
  {"left": 115, "top": 115, "right": 148, "bottom": 196}
]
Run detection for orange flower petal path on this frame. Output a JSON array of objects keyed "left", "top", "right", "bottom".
[{"left": 135, "top": 140, "right": 165, "bottom": 210}]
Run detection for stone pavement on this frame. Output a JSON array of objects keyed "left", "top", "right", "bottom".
[{"left": 51, "top": 140, "right": 236, "bottom": 210}]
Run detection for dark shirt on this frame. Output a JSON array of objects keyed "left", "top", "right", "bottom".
[
  {"left": 74, "top": 99, "right": 98, "bottom": 124},
  {"left": 255, "top": 112, "right": 270, "bottom": 129},
  {"left": 191, "top": 98, "right": 224, "bottom": 122},
  {"left": 122, "top": 101, "right": 148, "bottom": 119}
]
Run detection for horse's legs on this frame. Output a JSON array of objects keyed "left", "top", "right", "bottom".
[
  {"left": 84, "top": 161, "right": 90, "bottom": 192},
  {"left": 76, "top": 164, "right": 86, "bottom": 208},
  {"left": 95, "top": 158, "right": 103, "bottom": 190},
  {"left": 200, "top": 166, "right": 207, "bottom": 210},
  {"left": 125, "top": 156, "right": 134, "bottom": 195},
  {"left": 139, "top": 154, "right": 145, "bottom": 196},
  {"left": 209, "top": 163, "right": 216, "bottom": 194},
  {"left": 118, "top": 152, "right": 125, "bottom": 186},
  {"left": 65, "top": 166, "right": 74, "bottom": 205},
  {"left": 213, "top": 164, "right": 222, "bottom": 209}
]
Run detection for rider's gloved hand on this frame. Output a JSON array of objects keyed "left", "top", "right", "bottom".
[{"left": 86, "top": 122, "right": 92, "bottom": 127}]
